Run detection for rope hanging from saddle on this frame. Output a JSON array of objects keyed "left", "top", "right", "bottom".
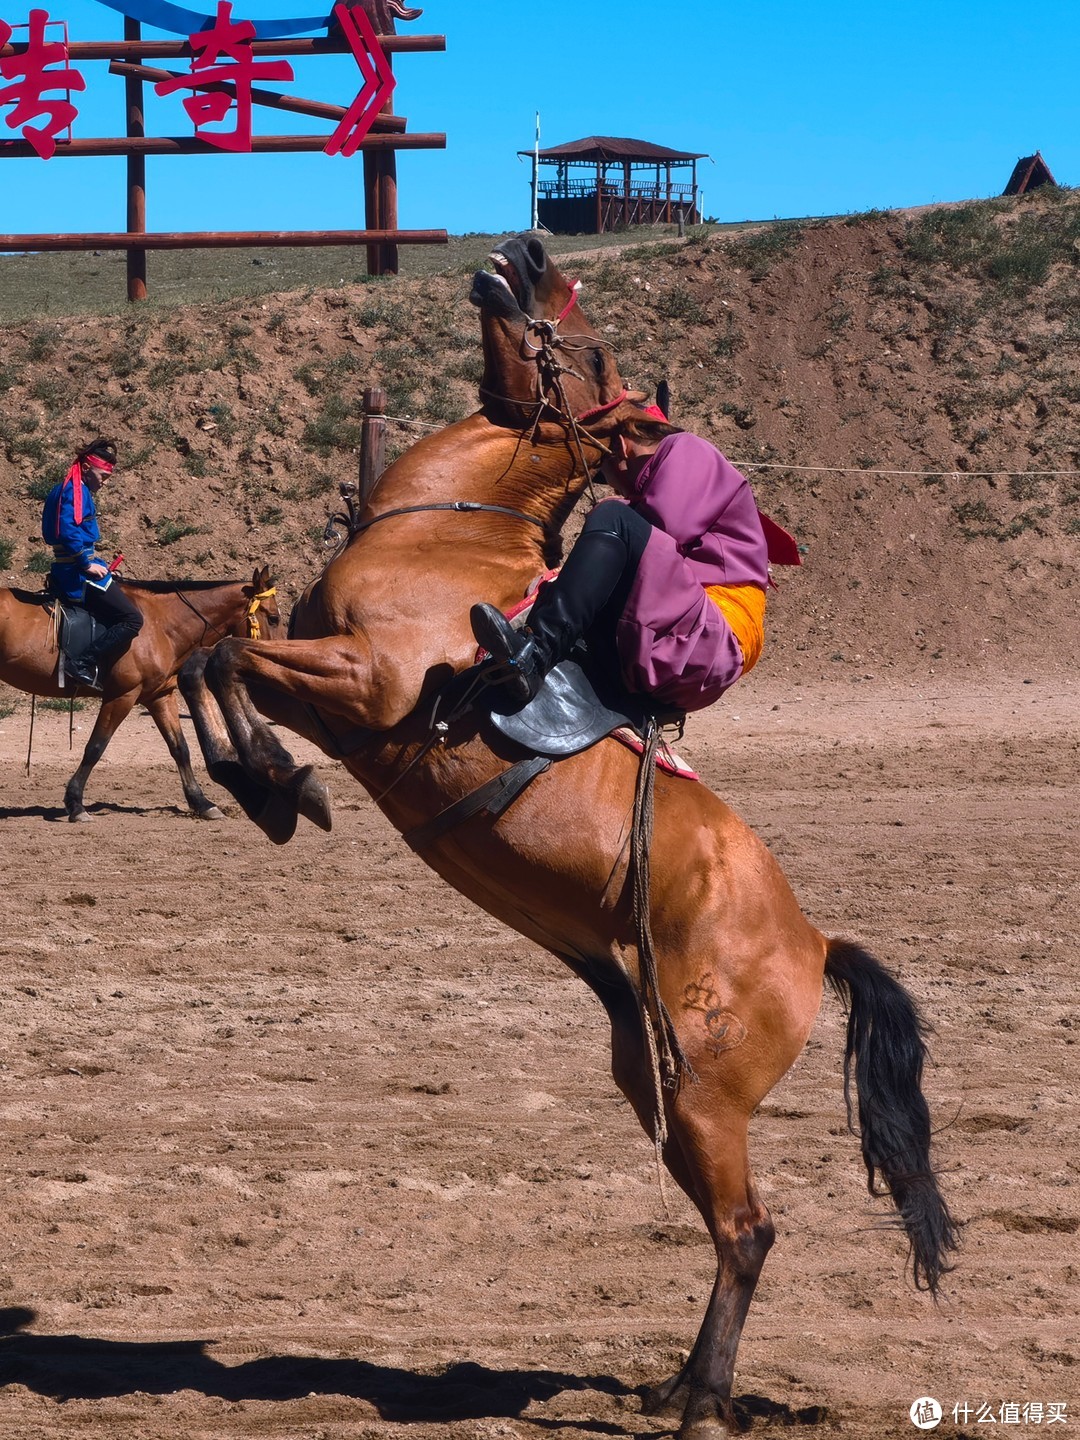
[{"left": 630, "top": 718, "right": 696, "bottom": 1188}]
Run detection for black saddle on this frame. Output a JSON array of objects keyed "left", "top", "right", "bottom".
[
  {"left": 487, "top": 657, "right": 683, "bottom": 759},
  {"left": 404, "top": 658, "right": 685, "bottom": 854},
  {"left": 54, "top": 602, "right": 108, "bottom": 666}
]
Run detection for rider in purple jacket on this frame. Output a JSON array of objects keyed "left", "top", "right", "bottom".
[{"left": 471, "top": 410, "right": 771, "bottom": 712}]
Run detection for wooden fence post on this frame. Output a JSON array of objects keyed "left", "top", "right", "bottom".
[
  {"left": 124, "top": 16, "right": 147, "bottom": 301},
  {"left": 359, "top": 385, "right": 387, "bottom": 504}
]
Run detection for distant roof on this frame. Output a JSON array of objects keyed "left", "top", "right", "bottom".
[
  {"left": 1003, "top": 152, "right": 1057, "bottom": 196},
  {"left": 517, "top": 135, "right": 708, "bottom": 163}
]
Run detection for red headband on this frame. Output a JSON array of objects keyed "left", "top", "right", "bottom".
[{"left": 83, "top": 455, "right": 114, "bottom": 474}]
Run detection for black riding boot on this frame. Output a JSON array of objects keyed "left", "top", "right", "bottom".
[
  {"left": 80, "top": 584, "right": 144, "bottom": 684},
  {"left": 471, "top": 504, "right": 649, "bottom": 703}
]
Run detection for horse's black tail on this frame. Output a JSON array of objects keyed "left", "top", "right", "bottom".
[{"left": 824, "top": 937, "right": 960, "bottom": 1295}]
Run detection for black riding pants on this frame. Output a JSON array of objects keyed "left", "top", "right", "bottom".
[
  {"left": 81, "top": 581, "right": 144, "bottom": 664},
  {"left": 529, "top": 500, "right": 652, "bottom": 684}
]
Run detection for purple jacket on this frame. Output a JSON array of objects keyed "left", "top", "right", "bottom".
[{"left": 612, "top": 432, "right": 769, "bottom": 710}]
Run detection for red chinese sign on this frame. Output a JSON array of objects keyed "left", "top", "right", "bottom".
[
  {"left": 325, "top": 0, "right": 395, "bottom": 158},
  {"left": 0, "top": 8, "right": 84, "bottom": 158},
  {"left": 1, "top": 0, "right": 394, "bottom": 157},
  {"left": 153, "top": 1, "right": 294, "bottom": 152}
]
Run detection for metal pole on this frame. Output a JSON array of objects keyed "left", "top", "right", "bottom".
[{"left": 531, "top": 110, "right": 539, "bottom": 230}]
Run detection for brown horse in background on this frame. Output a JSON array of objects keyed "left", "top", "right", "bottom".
[
  {"left": 0, "top": 566, "right": 279, "bottom": 821},
  {"left": 179, "top": 240, "right": 956, "bottom": 1438}
]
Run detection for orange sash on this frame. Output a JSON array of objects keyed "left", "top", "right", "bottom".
[{"left": 704, "top": 583, "right": 766, "bottom": 674}]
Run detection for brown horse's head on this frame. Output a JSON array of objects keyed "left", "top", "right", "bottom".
[
  {"left": 239, "top": 565, "right": 282, "bottom": 641},
  {"left": 470, "top": 234, "right": 632, "bottom": 429}
]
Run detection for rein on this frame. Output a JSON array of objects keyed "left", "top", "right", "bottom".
[
  {"left": 479, "top": 281, "right": 630, "bottom": 502},
  {"left": 176, "top": 584, "right": 276, "bottom": 643}
]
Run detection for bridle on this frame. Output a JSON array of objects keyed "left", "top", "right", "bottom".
[
  {"left": 175, "top": 583, "right": 278, "bottom": 643},
  {"left": 478, "top": 278, "right": 630, "bottom": 491},
  {"left": 246, "top": 585, "right": 277, "bottom": 640},
  {"left": 323, "top": 280, "right": 631, "bottom": 558}
]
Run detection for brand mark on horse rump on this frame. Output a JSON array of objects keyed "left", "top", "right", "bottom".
[{"left": 682, "top": 977, "right": 748, "bottom": 1052}]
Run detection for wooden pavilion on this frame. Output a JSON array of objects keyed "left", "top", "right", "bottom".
[
  {"left": 520, "top": 135, "right": 708, "bottom": 234},
  {"left": 1002, "top": 152, "right": 1057, "bottom": 196}
]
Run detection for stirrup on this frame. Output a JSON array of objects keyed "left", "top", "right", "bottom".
[
  {"left": 470, "top": 602, "right": 526, "bottom": 662},
  {"left": 66, "top": 658, "right": 101, "bottom": 690},
  {"left": 470, "top": 603, "right": 542, "bottom": 702}
]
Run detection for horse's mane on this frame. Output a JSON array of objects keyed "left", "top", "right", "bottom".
[{"left": 121, "top": 577, "right": 245, "bottom": 593}]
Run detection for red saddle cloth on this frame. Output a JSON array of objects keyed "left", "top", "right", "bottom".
[{"left": 610, "top": 726, "right": 699, "bottom": 781}]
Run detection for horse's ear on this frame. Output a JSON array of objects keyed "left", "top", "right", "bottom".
[
  {"left": 249, "top": 567, "right": 260, "bottom": 592},
  {"left": 259, "top": 565, "right": 273, "bottom": 591},
  {"left": 656, "top": 379, "right": 671, "bottom": 417}
]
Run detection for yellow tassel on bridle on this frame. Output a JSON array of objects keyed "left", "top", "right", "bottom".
[{"left": 246, "top": 586, "right": 276, "bottom": 640}]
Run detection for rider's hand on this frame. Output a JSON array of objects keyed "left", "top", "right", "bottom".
[{"left": 85, "top": 562, "right": 108, "bottom": 579}]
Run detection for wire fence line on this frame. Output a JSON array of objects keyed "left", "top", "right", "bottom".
[
  {"left": 379, "top": 412, "right": 1080, "bottom": 479},
  {"left": 734, "top": 463, "right": 1080, "bottom": 479}
]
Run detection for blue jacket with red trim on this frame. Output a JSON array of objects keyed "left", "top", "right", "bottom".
[{"left": 41, "top": 465, "right": 107, "bottom": 601}]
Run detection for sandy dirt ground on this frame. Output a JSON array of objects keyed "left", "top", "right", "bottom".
[{"left": 0, "top": 672, "right": 1076, "bottom": 1440}]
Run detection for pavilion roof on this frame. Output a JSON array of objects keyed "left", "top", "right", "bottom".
[
  {"left": 1002, "top": 152, "right": 1057, "bottom": 196},
  {"left": 517, "top": 135, "right": 707, "bottom": 164}
]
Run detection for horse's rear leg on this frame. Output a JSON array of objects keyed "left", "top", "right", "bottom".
[
  {"left": 609, "top": 1012, "right": 774, "bottom": 1439},
  {"left": 64, "top": 692, "right": 137, "bottom": 821},
  {"left": 179, "top": 648, "right": 299, "bottom": 842},
  {"left": 145, "top": 691, "right": 223, "bottom": 820},
  {"left": 204, "top": 640, "right": 331, "bottom": 836}
]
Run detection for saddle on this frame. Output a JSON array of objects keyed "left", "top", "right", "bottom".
[
  {"left": 38, "top": 594, "right": 108, "bottom": 688},
  {"left": 489, "top": 656, "right": 691, "bottom": 772},
  {"left": 405, "top": 657, "right": 693, "bottom": 854}
]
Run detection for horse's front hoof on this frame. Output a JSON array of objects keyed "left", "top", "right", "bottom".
[
  {"left": 67, "top": 809, "right": 92, "bottom": 824},
  {"left": 294, "top": 766, "right": 332, "bottom": 832},
  {"left": 197, "top": 805, "right": 225, "bottom": 821}
]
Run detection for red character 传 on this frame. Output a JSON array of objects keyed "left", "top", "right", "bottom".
[
  {"left": 154, "top": 1, "right": 293, "bottom": 153},
  {"left": 0, "top": 7, "right": 85, "bottom": 159}
]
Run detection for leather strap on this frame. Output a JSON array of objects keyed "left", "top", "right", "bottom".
[
  {"left": 403, "top": 754, "right": 551, "bottom": 852},
  {"left": 352, "top": 500, "right": 546, "bottom": 537}
]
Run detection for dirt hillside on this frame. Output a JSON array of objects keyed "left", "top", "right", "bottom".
[{"left": 2, "top": 189, "right": 1079, "bottom": 683}]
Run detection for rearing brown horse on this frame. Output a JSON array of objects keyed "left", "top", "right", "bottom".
[
  {"left": 1, "top": 566, "right": 280, "bottom": 821},
  {"left": 179, "top": 239, "right": 956, "bottom": 1438}
]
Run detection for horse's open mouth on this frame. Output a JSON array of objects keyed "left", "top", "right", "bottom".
[
  {"left": 469, "top": 235, "right": 546, "bottom": 320},
  {"left": 469, "top": 253, "right": 527, "bottom": 320}
]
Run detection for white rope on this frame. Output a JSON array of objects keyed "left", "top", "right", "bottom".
[
  {"left": 382, "top": 413, "right": 445, "bottom": 431},
  {"left": 733, "top": 461, "right": 1080, "bottom": 478},
  {"left": 378, "top": 410, "right": 1080, "bottom": 478}
]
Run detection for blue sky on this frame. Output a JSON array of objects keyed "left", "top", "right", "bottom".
[{"left": 2, "top": 0, "right": 1078, "bottom": 238}]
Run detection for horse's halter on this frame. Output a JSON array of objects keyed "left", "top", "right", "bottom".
[
  {"left": 479, "top": 279, "right": 628, "bottom": 494},
  {"left": 246, "top": 586, "right": 277, "bottom": 640},
  {"left": 478, "top": 277, "right": 630, "bottom": 509},
  {"left": 175, "top": 584, "right": 277, "bottom": 644}
]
